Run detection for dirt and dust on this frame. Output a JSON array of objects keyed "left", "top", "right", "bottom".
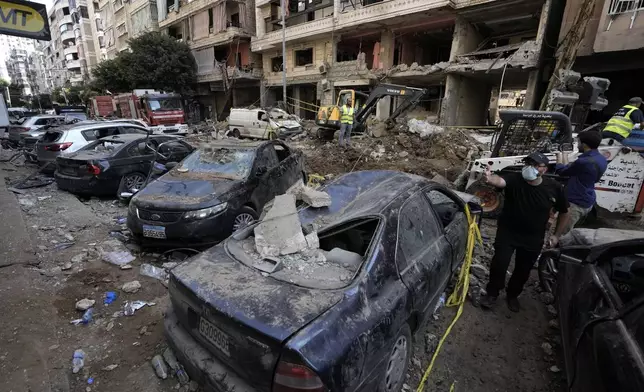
[{"left": 294, "top": 127, "right": 484, "bottom": 183}]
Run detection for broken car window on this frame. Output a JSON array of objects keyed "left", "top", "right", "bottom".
[
  {"left": 179, "top": 148, "right": 254, "bottom": 179},
  {"left": 255, "top": 145, "right": 279, "bottom": 171},
  {"left": 80, "top": 139, "right": 127, "bottom": 155},
  {"left": 398, "top": 193, "right": 442, "bottom": 263},
  {"left": 425, "top": 189, "right": 460, "bottom": 228}
]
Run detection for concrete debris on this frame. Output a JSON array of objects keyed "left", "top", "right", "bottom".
[
  {"left": 541, "top": 342, "right": 553, "bottom": 356},
  {"left": 305, "top": 232, "right": 319, "bottom": 249},
  {"left": 121, "top": 280, "right": 142, "bottom": 293},
  {"left": 300, "top": 187, "right": 332, "bottom": 208},
  {"left": 548, "top": 319, "right": 560, "bottom": 329},
  {"left": 470, "top": 264, "right": 489, "bottom": 280},
  {"left": 325, "top": 248, "right": 362, "bottom": 270},
  {"left": 547, "top": 305, "right": 558, "bottom": 317},
  {"left": 540, "top": 292, "right": 555, "bottom": 305},
  {"left": 75, "top": 298, "right": 95, "bottom": 311},
  {"left": 369, "top": 122, "right": 388, "bottom": 138},
  {"left": 71, "top": 253, "right": 87, "bottom": 263},
  {"left": 62, "top": 262, "right": 72, "bottom": 271},
  {"left": 103, "top": 364, "right": 118, "bottom": 371},
  {"left": 407, "top": 119, "right": 444, "bottom": 138},
  {"left": 140, "top": 263, "right": 168, "bottom": 282},
  {"left": 99, "top": 239, "right": 135, "bottom": 266},
  {"left": 399, "top": 151, "right": 409, "bottom": 158},
  {"left": 254, "top": 194, "right": 308, "bottom": 257},
  {"left": 120, "top": 264, "right": 132, "bottom": 270},
  {"left": 425, "top": 333, "right": 439, "bottom": 354},
  {"left": 549, "top": 365, "right": 561, "bottom": 373}
]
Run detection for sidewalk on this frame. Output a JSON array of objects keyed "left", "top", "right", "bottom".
[{"left": 0, "top": 174, "right": 36, "bottom": 267}]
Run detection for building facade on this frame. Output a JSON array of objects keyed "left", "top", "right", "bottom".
[
  {"left": 560, "top": 0, "right": 644, "bottom": 119},
  {"left": 157, "top": 0, "right": 261, "bottom": 119},
  {"left": 5, "top": 49, "right": 32, "bottom": 96},
  {"left": 0, "top": 35, "right": 36, "bottom": 82}
]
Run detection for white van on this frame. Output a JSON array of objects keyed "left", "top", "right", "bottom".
[{"left": 228, "top": 108, "right": 302, "bottom": 139}]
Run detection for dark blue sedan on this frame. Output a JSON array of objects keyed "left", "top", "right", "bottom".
[{"left": 165, "top": 170, "right": 481, "bottom": 392}]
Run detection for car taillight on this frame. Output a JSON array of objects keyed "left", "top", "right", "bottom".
[
  {"left": 15, "top": 127, "right": 30, "bottom": 132},
  {"left": 88, "top": 164, "right": 101, "bottom": 175},
  {"left": 45, "top": 142, "right": 73, "bottom": 151},
  {"left": 273, "top": 361, "right": 326, "bottom": 392}
]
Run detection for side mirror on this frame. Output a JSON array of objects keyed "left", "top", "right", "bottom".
[
  {"left": 260, "top": 114, "right": 268, "bottom": 121},
  {"left": 138, "top": 142, "right": 148, "bottom": 153},
  {"left": 256, "top": 167, "right": 267, "bottom": 177},
  {"left": 165, "top": 162, "right": 178, "bottom": 170}
]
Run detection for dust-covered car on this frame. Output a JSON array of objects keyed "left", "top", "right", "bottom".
[
  {"left": 165, "top": 170, "right": 482, "bottom": 392},
  {"left": 538, "top": 228, "right": 644, "bottom": 392},
  {"left": 55, "top": 134, "right": 193, "bottom": 196},
  {"left": 127, "top": 140, "right": 306, "bottom": 247}
]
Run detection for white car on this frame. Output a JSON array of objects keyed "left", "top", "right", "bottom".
[{"left": 228, "top": 108, "right": 302, "bottom": 139}]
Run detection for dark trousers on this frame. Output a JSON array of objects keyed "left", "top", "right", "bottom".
[
  {"left": 602, "top": 130, "right": 626, "bottom": 142},
  {"left": 486, "top": 232, "right": 542, "bottom": 299}
]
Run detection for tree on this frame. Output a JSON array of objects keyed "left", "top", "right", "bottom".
[
  {"left": 0, "top": 78, "right": 9, "bottom": 89},
  {"left": 92, "top": 32, "right": 197, "bottom": 95}
]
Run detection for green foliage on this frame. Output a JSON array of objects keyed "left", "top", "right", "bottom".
[
  {"left": 92, "top": 32, "right": 197, "bottom": 95},
  {"left": 0, "top": 78, "right": 9, "bottom": 89}
]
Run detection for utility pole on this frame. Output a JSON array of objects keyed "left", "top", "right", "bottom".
[{"left": 280, "top": 0, "right": 287, "bottom": 107}]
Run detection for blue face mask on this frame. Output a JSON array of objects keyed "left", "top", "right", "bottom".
[{"left": 522, "top": 165, "right": 539, "bottom": 181}]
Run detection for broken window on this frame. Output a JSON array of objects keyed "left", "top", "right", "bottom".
[
  {"left": 295, "top": 48, "right": 313, "bottom": 66},
  {"left": 424, "top": 189, "right": 460, "bottom": 228},
  {"left": 180, "top": 148, "right": 255, "bottom": 179},
  {"left": 229, "top": 13, "right": 240, "bottom": 28},
  {"left": 397, "top": 193, "right": 442, "bottom": 264},
  {"left": 80, "top": 6, "right": 89, "bottom": 19},
  {"left": 254, "top": 145, "right": 279, "bottom": 171},
  {"left": 63, "top": 6, "right": 70, "bottom": 15},
  {"left": 318, "top": 218, "right": 379, "bottom": 259},
  {"left": 271, "top": 56, "right": 283, "bottom": 72},
  {"left": 208, "top": 8, "right": 213, "bottom": 31},
  {"left": 168, "top": 25, "right": 183, "bottom": 40},
  {"left": 214, "top": 48, "right": 227, "bottom": 62}
]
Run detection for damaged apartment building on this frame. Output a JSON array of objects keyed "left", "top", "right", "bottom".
[
  {"left": 251, "top": 0, "right": 553, "bottom": 125},
  {"left": 158, "top": 0, "right": 262, "bottom": 119}
]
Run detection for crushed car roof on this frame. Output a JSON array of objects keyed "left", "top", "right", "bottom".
[{"left": 299, "top": 170, "right": 429, "bottom": 228}]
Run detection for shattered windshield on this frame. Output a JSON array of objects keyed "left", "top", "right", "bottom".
[
  {"left": 178, "top": 148, "right": 254, "bottom": 179},
  {"left": 80, "top": 139, "right": 127, "bottom": 155},
  {"left": 148, "top": 98, "right": 182, "bottom": 112}
]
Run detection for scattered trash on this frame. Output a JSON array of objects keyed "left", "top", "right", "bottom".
[
  {"left": 163, "top": 348, "right": 190, "bottom": 384},
  {"left": 121, "top": 280, "right": 142, "bottom": 293},
  {"left": 115, "top": 217, "right": 127, "bottom": 224},
  {"left": 102, "top": 251, "right": 135, "bottom": 266},
  {"left": 407, "top": 118, "right": 444, "bottom": 138},
  {"left": 106, "top": 321, "right": 114, "bottom": 331},
  {"left": 120, "top": 264, "right": 132, "bottom": 270},
  {"left": 151, "top": 355, "right": 168, "bottom": 379},
  {"left": 18, "top": 198, "right": 35, "bottom": 207},
  {"left": 541, "top": 342, "right": 553, "bottom": 356},
  {"left": 64, "top": 233, "right": 75, "bottom": 242},
  {"left": 139, "top": 263, "right": 168, "bottom": 282},
  {"left": 550, "top": 365, "right": 561, "bottom": 373},
  {"left": 425, "top": 333, "right": 439, "bottom": 354},
  {"left": 53, "top": 242, "right": 75, "bottom": 251},
  {"left": 109, "top": 231, "right": 129, "bottom": 243},
  {"left": 37, "top": 196, "right": 52, "bottom": 201},
  {"left": 432, "top": 292, "right": 447, "bottom": 319},
  {"left": 161, "top": 262, "right": 180, "bottom": 270},
  {"left": 75, "top": 298, "right": 95, "bottom": 311},
  {"left": 72, "top": 349, "right": 85, "bottom": 374},
  {"left": 71, "top": 253, "right": 87, "bottom": 263},
  {"left": 123, "top": 300, "right": 156, "bottom": 316},
  {"left": 104, "top": 292, "right": 117, "bottom": 305},
  {"left": 87, "top": 377, "right": 94, "bottom": 385},
  {"left": 77, "top": 308, "right": 94, "bottom": 324},
  {"left": 103, "top": 364, "right": 118, "bottom": 371},
  {"left": 7, "top": 187, "right": 25, "bottom": 194}
]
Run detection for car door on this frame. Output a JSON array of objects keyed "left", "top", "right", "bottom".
[
  {"left": 557, "top": 240, "right": 644, "bottom": 392},
  {"left": 396, "top": 192, "right": 453, "bottom": 328},
  {"left": 249, "top": 144, "right": 281, "bottom": 210},
  {"left": 272, "top": 141, "right": 302, "bottom": 191},
  {"left": 156, "top": 139, "right": 194, "bottom": 164},
  {"left": 117, "top": 139, "right": 157, "bottom": 175},
  {"left": 424, "top": 187, "right": 468, "bottom": 272}
]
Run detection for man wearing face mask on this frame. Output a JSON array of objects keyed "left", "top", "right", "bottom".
[
  {"left": 555, "top": 130, "right": 607, "bottom": 234},
  {"left": 479, "top": 152, "right": 570, "bottom": 312}
]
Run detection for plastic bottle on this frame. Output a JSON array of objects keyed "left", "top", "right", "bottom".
[
  {"left": 151, "top": 355, "right": 168, "bottom": 379},
  {"left": 163, "top": 348, "right": 190, "bottom": 384},
  {"left": 433, "top": 293, "right": 447, "bottom": 315},
  {"left": 81, "top": 308, "right": 94, "bottom": 324},
  {"left": 104, "top": 291, "right": 117, "bottom": 305},
  {"left": 72, "top": 349, "right": 85, "bottom": 374}
]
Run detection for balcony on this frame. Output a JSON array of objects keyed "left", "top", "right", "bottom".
[
  {"left": 64, "top": 46, "right": 78, "bottom": 56},
  {"left": 66, "top": 59, "right": 81, "bottom": 70},
  {"left": 61, "top": 30, "right": 76, "bottom": 45},
  {"left": 196, "top": 65, "right": 262, "bottom": 83},
  {"left": 189, "top": 27, "right": 251, "bottom": 50},
  {"left": 252, "top": 0, "right": 451, "bottom": 51},
  {"left": 160, "top": 0, "right": 212, "bottom": 28},
  {"left": 58, "top": 15, "right": 73, "bottom": 28}
]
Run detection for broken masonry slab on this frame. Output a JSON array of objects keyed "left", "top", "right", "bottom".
[{"left": 254, "top": 194, "right": 308, "bottom": 257}]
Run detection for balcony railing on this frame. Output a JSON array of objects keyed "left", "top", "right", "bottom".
[
  {"left": 64, "top": 46, "right": 78, "bottom": 56},
  {"left": 61, "top": 30, "right": 76, "bottom": 44},
  {"left": 66, "top": 59, "right": 81, "bottom": 70},
  {"left": 608, "top": 0, "right": 644, "bottom": 15}
]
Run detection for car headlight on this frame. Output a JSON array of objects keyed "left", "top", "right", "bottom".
[
  {"left": 183, "top": 203, "right": 227, "bottom": 221},
  {"left": 128, "top": 202, "right": 138, "bottom": 218}
]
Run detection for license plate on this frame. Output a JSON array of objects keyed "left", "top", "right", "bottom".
[
  {"left": 199, "top": 317, "right": 230, "bottom": 356},
  {"left": 142, "top": 224, "right": 166, "bottom": 239}
]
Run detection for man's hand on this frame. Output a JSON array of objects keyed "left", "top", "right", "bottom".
[
  {"left": 547, "top": 235, "right": 559, "bottom": 248},
  {"left": 482, "top": 165, "right": 492, "bottom": 184}
]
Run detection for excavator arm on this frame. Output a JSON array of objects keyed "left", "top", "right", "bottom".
[{"left": 355, "top": 84, "right": 427, "bottom": 127}]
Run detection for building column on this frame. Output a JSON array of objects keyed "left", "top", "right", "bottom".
[
  {"left": 255, "top": 7, "right": 265, "bottom": 38},
  {"left": 523, "top": 70, "right": 540, "bottom": 110},
  {"left": 374, "top": 29, "right": 395, "bottom": 119},
  {"left": 441, "top": 17, "right": 486, "bottom": 126},
  {"left": 292, "top": 85, "right": 301, "bottom": 117},
  {"left": 260, "top": 82, "right": 267, "bottom": 107}
]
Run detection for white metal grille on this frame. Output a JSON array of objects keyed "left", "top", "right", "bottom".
[{"left": 608, "top": 0, "right": 644, "bottom": 15}]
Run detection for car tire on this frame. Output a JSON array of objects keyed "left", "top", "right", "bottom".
[
  {"left": 118, "top": 172, "right": 147, "bottom": 196},
  {"left": 231, "top": 129, "right": 241, "bottom": 138},
  {"left": 232, "top": 206, "right": 258, "bottom": 232},
  {"left": 466, "top": 182, "right": 504, "bottom": 219},
  {"left": 377, "top": 324, "right": 412, "bottom": 392}
]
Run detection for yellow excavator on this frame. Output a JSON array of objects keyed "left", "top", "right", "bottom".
[{"left": 315, "top": 83, "right": 427, "bottom": 139}]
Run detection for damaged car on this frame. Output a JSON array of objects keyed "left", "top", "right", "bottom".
[
  {"left": 538, "top": 228, "right": 644, "bottom": 392},
  {"left": 127, "top": 139, "right": 306, "bottom": 247},
  {"left": 55, "top": 134, "right": 193, "bottom": 196},
  {"left": 165, "top": 170, "right": 482, "bottom": 392}
]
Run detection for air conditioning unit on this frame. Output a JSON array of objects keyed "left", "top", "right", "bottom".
[
  {"left": 321, "top": 79, "right": 330, "bottom": 91},
  {"left": 318, "top": 62, "right": 328, "bottom": 74}
]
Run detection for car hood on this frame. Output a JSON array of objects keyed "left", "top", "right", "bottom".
[
  {"left": 133, "top": 172, "right": 245, "bottom": 210},
  {"left": 275, "top": 119, "right": 301, "bottom": 129}
]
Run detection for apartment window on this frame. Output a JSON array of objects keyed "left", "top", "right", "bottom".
[
  {"left": 214, "top": 48, "right": 227, "bottom": 62},
  {"left": 208, "top": 8, "right": 213, "bottom": 30},
  {"left": 93, "top": 1, "right": 99, "bottom": 10},
  {"left": 294, "top": 48, "right": 313, "bottom": 66},
  {"left": 98, "top": 36, "right": 105, "bottom": 48},
  {"left": 80, "top": 6, "right": 89, "bottom": 19},
  {"left": 271, "top": 56, "right": 283, "bottom": 72},
  {"left": 229, "top": 13, "right": 240, "bottom": 28},
  {"left": 63, "top": 6, "right": 70, "bottom": 15}
]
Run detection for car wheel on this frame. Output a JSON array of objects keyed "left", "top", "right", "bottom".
[
  {"left": 232, "top": 206, "right": 258, "bottom": 232},
  {"left": 122, "top": 172, "right": 147, "bottom": 193},
  {"left": 538, "top": 253, "right": 559, "bottom": 294},
  {"left": 378, "top": 325, "right": 412, "bottom": 392},
  {"left": 231, "top": 129, "right": 241, "bottom": 138},
  {"left": 467, "top": 183, "right": 504, "bottom": 219}
]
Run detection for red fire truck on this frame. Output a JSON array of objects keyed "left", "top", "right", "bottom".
[{"left": 114, "top": 90, "right": 186, "bottom": 128}]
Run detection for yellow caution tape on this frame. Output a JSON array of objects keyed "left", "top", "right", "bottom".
[
  {"left": 416, "top": 205, "right": 482, "bottom": 392},
  {"left": 307, "top": 174, "right": 325, "bottom": 188}
]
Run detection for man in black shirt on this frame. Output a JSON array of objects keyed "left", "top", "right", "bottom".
[{"left": 480, "top": 152, "right": 570, "bottom": 312}]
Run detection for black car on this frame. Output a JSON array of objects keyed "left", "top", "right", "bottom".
[
  {"left": 539, "top": 228, "right": 644, "bottom": 392},
  {"left": 164, "top": 170, "right": 481, "bottom": 392},
  {"left": 55, "top": 134, "right": 194, "bottom": 196},
  {"left": 127, "top": 139, "right": 306, "bottom": 247}
]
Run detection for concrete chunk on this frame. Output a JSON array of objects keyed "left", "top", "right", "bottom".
[
  {"left": 300, "top": 187, "right": 332, "bottom": 208},
  {"left": 254, "top": 194, "right": 307, "bottom": 257}
]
